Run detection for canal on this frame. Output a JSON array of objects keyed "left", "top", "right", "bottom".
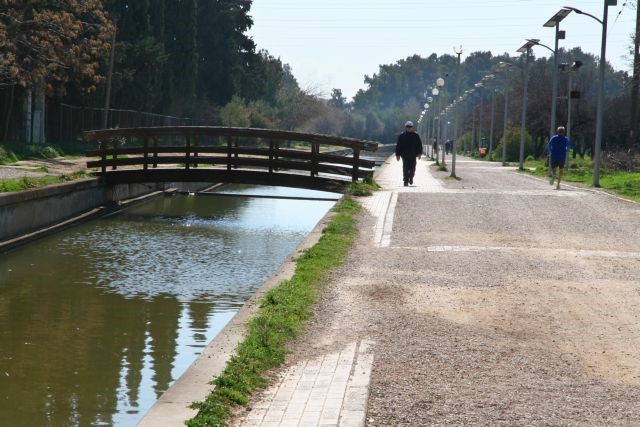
[{"left": 0, "top": 185, "right": 337, "bottom": 426}]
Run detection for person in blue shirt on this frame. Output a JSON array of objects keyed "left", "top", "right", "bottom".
[{"left": 547, "top": 126, "right": 571, "bottom": 190}]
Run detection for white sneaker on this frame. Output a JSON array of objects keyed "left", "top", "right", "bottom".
[
  {"left": 549, "top": 176, "right": 555, "bottom": 185},
  {"left": 556, "top": 183, "right": 560, "bottom": 190}
]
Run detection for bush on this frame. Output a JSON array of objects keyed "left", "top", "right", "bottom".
[
  {"left": 494, "top": 127, "right": 536, "bottom": 162},
  {"left": 0, "top": 145, "right": 18, "bottom": 164}
]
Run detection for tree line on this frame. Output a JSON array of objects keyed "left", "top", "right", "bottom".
[
  {"left": 0, "top": 1, "right": 637, "bottom": 163},
  {"left": 0, "top": 0, "right": 325, "bottom": 146}
]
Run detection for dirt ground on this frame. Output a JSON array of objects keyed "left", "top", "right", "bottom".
[
  {"left": 234, "top": 156, "right": 640, "bottom": 426},
  {"left": 0, "top": 157, "right": 89, "bottom": 180}
]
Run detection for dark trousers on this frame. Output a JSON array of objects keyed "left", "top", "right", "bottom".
[{"left": 402, "top": 156, "right": 417, "bottom": 182}]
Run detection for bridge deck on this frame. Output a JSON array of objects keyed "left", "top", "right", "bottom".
[{"left": 83, "top": 126, "right": 380, "bottom": 190}]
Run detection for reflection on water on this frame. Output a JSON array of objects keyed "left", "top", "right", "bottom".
[{"left": 0, "top": 186, "right": 335, "bottom": 426}]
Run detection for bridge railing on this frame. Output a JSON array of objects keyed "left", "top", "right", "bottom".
[{"left": 82, "top": 126, "right": 378, "bottom": 183}]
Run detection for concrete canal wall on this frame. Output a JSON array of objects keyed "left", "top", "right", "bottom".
[{"left": 0, "top": 178, "right": 211, "bottom": 250}]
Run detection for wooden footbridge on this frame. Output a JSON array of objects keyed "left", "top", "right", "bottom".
[{"left": 83, "top": 127, "right": 378, "bottom": 192}]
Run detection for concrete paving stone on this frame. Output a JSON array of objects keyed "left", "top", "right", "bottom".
[
  {"left": 282, "top": 411, "right": 303, "bottom": 420},
  {"left": 262, "top": 410, "right": 284, "bottom": 422},
  {"left": 338, "top": 410, "right": 366, "bottom": 427},
  {"left": 321, "top": 406, "right": 341, "bottom": 419},
  {"left": 297, "top": 381, "right": 316, "bottom": 390},
  {"left": 300, "top": 411, "right": 322, "bottom": 423},
  {"left": 319, "top": 423, "right": 339, "bottom": 427},
  {"left": 323, "top": 398, "right": 343, "bottom": 409}
]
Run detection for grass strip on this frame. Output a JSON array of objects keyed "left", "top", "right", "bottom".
[
  {"left": 187, "top": 198, "right": 361, "bottom": 426},
  {"left": 523, "top": 160, "right": 640, "bottom": 203},
  {"left": 0, "top": 170, "right": 88, "bottom": 193}
]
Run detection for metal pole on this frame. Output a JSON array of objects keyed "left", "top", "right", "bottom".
[
  {"left": 489, "top": 89, "right": 496, "bottom": 159},
  {"left": 567, "top": 72, "right": 573, "bottom": 140},
  {"left": 442, "top": 115, "right": 447, "bottom": 168},
  {"left": 479, "top": 93, "right": 484, "bottom": 150},
  {"left": 593, "top": 1, "right": 611, "bottom": 187},
  {"left": 550, "top": 22, "right": 561, "bottom": 139},
  {"left": 502, "top": 87, "right": 509, "bottom": 166},
  {"left": 471, "top": 106, "right": 476, "bottom": 152},
  {"left": 566, "top": 72, "right": 573, "bottom": 168},
  {"left": 519, "top": 47, "right": 531, "bottom": 170},
  {"left": 451, "top": 109, "right": 457, "bottom": 177}
]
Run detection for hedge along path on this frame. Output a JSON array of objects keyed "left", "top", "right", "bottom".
[{"left": 187, "top": 198, "right": 361, "bottom": 427}]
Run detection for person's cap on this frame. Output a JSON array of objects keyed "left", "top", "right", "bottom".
[{"left": 405, "top": 121, "right": 414, "bottom": 127}]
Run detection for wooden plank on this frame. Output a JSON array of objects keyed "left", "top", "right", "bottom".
[
  {"left": 87, "top": 157, "right": 373, "bottom": 178},
  {"left": 99, "top": 168, "right": 350, "bottom": 192},
  {"left": 85, "top": 146, "right": 377, "bottom": 169},
  {"left": 82, "top": 126, "right": 379, "bottom": 151}
]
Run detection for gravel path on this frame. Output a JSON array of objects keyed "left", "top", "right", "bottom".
[
  {"left": 233, "top": 155, "right": 640, "bottom": 426},
  {"left": 0, "top": 157, "right": 88, "bottom": 180}
]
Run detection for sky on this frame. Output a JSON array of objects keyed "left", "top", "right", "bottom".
[{"left": 248, "top": 0, "right": 637, "bottom": 100}]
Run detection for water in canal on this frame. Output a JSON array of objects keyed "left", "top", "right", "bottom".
[{"left": 0, "top": 185, "right": 336, "bottom": 426}]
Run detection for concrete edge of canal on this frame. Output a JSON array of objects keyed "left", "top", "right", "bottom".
[
  {"left": 137, "top": 193, "right": 344, "bottom": 427},
  {"left": 0, "top": 179, "right": 215, "bottom": 252}
]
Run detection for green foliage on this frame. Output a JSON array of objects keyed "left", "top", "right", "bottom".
[
  {"left": 0, "top": 143, "right": 62, "bottom": 162},
  {"left": 525, "top": 157, "right": 640, "bottom": 202},
  {"left": 0, "top": 170, "right": 87, "bottom": 193},
  {"left": 494, "top": 127, "right": 536, "bottom": 162},
  {"left": 187, "top": 199, "right": 360, "bottom": 427},
  {"left": 0, "top": 146, "right": 18, "bottom": 164},
  {"left": 219, "top": 96, "right": 251, "bottom": 127},
  {"left": 346, "top": 177, "right": 380, "bottom": 196}
]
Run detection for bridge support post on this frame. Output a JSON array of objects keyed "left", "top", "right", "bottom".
[
  {"left": 268, "top": 139, "right": 274, "bottom": 173},
  {"left": 143, "top": 135, "right": 149, "bottom": 170},
  {"left": 185, "top": 134, "right": 191, "bottom": 170},
  {"left": 111, "top": 138, "right": 118, "bottom": 170},
  {"left": 352, "top": 149, "right": 360, "bottom": 182},
  {"left": 226, "top": 136, "right": 232, "bottom": 171}
]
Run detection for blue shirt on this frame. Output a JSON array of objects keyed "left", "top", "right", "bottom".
[{"left": 547, "top": 135, "right": 571, "bottom": 161}]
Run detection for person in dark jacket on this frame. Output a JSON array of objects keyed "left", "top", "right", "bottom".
[
  {"left": 395, "top": 121, "right": 423, "bottom": 186},
  {"left": 547, "top": 126, "right": 571, "bottom": 190}
]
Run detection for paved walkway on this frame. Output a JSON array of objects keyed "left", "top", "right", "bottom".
[{"left": 235, "top": 154, "right": 640, "bottom": 426}]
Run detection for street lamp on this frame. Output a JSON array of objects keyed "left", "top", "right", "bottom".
[
  {"left": 497, "top": 62, "right": 515, "bottom": 166},
  {"left": 516, "top": 39, "right": 537, "bottom": 170},
  {"left": 436, "top": 78, "right": 447, "bottom": 168},
  {"left": 543, "top": 9, "right": 572, "bottom": 142},
  {"left": 563, "top": 1, "right": 617, "bottom": 187}
]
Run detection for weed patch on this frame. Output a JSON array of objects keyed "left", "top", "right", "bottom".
[{"left": 0, "top": 170, "right": 88, "bottom": 193}]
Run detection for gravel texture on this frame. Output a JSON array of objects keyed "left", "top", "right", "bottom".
[{"left": 232, "top": 156, "right": 640, "bottom": 426}]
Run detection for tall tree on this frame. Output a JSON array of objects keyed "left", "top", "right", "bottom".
[
  {"left": 164, "top": 0, "right": 198, "bottom": 113},
  {"left": 0, "top": 0, "right": 114, "bottom": 94},
  {"left": 196, "top": 0, "right": 256, "bottom": 105},
  {"left": 630, "top": 1, "right": 640, "bottom": 148}
]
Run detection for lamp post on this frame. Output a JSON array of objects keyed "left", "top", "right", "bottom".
[
  {"left": 543, "top": 9, "right": 572, "bottom": 141},
  {"left": 476, "top": 83, "right": 484, "bottom": 154},
  {"left": 436, "top": 77, "right": 446, "bottom": 168},
  {"left": 517, "top": 40, "right": 537, "bottom": 170},
  {"left": 502, "top": 85, "right": 509, "bottom": 166},
  {"left": 564, "top": 1, "right": 617, "bottom": 187},
  {"left": 432, "top": 88, "right": 440, "bottom": 164}
]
